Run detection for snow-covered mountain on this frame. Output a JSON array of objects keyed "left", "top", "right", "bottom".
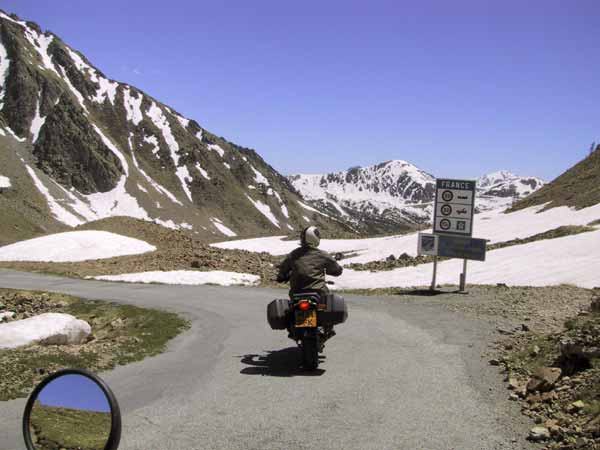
[
  {"left": 289, "top": 163, "right": 544, "bottom": 233},
  {"left": 476, "top": 171, "right": 545, "bottom": 212},
  {"left": 289, "top": 160, "right": 436, "bottom": 234},
  {"left": 0, "top": 10, "right": 355, "bottom": 245}
]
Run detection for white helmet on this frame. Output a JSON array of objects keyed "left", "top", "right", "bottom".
[{"left": 301, "top": 226, "right": 321, "bottom": 248}]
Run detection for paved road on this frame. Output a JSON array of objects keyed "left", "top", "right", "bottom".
[{"left": 0, "top": 270, "right": 535, "bottom": 450}]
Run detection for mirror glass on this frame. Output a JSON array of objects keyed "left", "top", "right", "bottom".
[{"left": 28, "top": 374, "right": 112, "bottom": 450}]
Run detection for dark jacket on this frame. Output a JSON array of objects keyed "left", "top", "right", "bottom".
[{"left": 276, "top": 246, "right": 343, "bottom": 294}]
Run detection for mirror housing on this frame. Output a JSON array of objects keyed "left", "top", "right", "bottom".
[{"left": 22, "top": 368, "right": 121, "bottom": 450}]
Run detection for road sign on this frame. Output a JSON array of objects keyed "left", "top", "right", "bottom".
[
  {"left": 417, "top": 233, "right": 438, "bottom": 256},
  {"left": 433, "top": 178, "right": 476, "bottom": 236},
  {"left": 437, "top": 235, "right": 486, "bottom": 261},
  {"left": 417, "top": 233, "right": 486, "bottom": 261}
]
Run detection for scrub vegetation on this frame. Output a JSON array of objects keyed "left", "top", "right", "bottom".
[{"left": 0, "top": 288, "right": 189, "bottom": 401}]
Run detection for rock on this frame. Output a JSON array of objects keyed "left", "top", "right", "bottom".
[
  {"left": 591, "top": 296, "right": 600, "bottom": 313},
  {"left": 497, "top": 327, "right": 513, "bottom": 335},
  {"left": 508, "top": 377, "right": 527, "bottom": 396},
  {"left": 521, "top": 323, "right": 530, "bottom": 331},
  {"left": 0, "top": 311, "right": 16, "bottom": 322},
  {"left": 386, "top": 254, "right": 396, "bottom": 262},
  {"left": 527, "top": 367, "right": 562, "bottom": 393},
  {"left": 110, "top": 318, "right": 125, "bottom": 328},
  {"left": 531, "top": 345, "right": 541, "bottom": 356},
  {"left": 529, "top": 426, "right": 550, "bottom": 441},
  {"left": 489, "top": 358, "right": 500, "bottom": 366},
  {"left": 569, "top": 400, "right": 585, "bottom": 411},
  {"left": 497, "top": 283, "right": 509, "bottom": 288}
]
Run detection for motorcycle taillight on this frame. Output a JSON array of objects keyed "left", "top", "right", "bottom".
[{"left": 297, "top": 301, "right": 311, "bottom": 311}]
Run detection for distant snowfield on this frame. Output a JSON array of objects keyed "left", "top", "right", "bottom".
[
  {"left": 92, "top": 270, "right": 260, "bottom": 286},
  {"left": 333, "top": 228, "right": 600, "bottom": 290},
  {"left": 214, "top": 203, "right": 600, "bottom": 264},
  {"left": 0, "top": 231, "right": 156, "bottom": 262},
  {"left": 213, "top": 203, "right": 600, "bottom": 289}
]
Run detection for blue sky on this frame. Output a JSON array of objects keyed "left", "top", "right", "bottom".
[
  {"left": 37, "top": 374, "right": 111, "bottom": 412},
  {"left": 4, "top": 0, "right": 599, "bottom": 181}
]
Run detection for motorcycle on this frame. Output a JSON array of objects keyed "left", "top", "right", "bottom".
[{"left": 267, "top": 282, "right": 347, "bottom": 370}]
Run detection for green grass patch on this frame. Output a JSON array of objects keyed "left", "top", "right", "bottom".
[
  {"left": 0, "top": 289, "right": 189, "bottom": 401},
  {"left": 30, "top": 403, "right": 111, "bottom": 450}
]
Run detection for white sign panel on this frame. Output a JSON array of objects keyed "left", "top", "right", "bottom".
[{"left": 433, "top": 178, "right": 476, "bottom": 236}]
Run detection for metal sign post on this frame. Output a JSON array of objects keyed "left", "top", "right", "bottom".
[
  {"left": 459, "top": 259, "right": 468, "bottom": 293},
  {"left": 426, "top": 178, "right": 480, "bottom": 292}
]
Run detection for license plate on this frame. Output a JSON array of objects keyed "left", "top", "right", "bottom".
[{"left": 295, "top": 310, "right": 317, "bottom": 328}]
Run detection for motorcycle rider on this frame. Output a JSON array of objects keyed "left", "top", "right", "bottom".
[{"left": 276, "top": 226, "right": 343, "bottom": 342}]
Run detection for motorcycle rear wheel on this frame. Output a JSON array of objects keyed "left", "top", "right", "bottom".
[{"left": 301, "top": 334, "right": 319, "bottom": 370}]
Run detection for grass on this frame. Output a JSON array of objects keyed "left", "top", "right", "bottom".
[
  {"left": 509, "top": 145, "right": 600, "bottom": 212},
  {"left": 30, "top": 403, "right": 111, "bottom": 450},
  {"left": 0, "top": 289, "right": 190, "bottom": 401}
]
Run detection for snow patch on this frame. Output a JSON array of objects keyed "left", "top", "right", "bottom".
[
  {"left": 123, "top": 87, "right": 143, "bottom": 125},
  {"left": 0, "top": 231, "right": 156, "bottom": 262},
  {"left": 0, "top": 175, "right": 11, "bottom": 188},
  {"left": 93, "top": 270, "right": 260, "bottom": 286},
  {"left": 297, "top": 200, "right": 329, "bottom": 217},
  {"left": 137, "top": 183, "right": 148, "bottom": 193},
  {"left": 26, "top": 165, "right": 84, "bottom": 227},
  {"left": 211, "top": 217, "right": 237, "bottom": 237},
  {"left": 0, "top": 313, "right": 91, "bottom": 349},
  {"left": 250, "top": 165, "right": 270, "bottom": 186},
  {"left": 207, "top": 144, "right": 225, "bottom": 157},
  {"left": 92, "top": 125, "right": 129, "bottom": 175},
  {"left": 195, "top": 162, "right": 210, "bottom": 180},
  {"left": 245, "top": 195, "right": 280, "bottom": 228},
  {"left": 131, "top": 151, "right": 182, "bottom": 205},
  {"left": 223, "top": 162, "right": 231, "bottom": 170},
  {"left": 0, "top": 39, "right": 10, "bottom": 108},
  {"left": 147, "top": 102, "right": 193, "bottom": 202},
  {"left": 176, "top": 115, "right": 189, "bottom": 129},
  {"left": 30, "top": 95, "right": 46, "bottom": 143}
]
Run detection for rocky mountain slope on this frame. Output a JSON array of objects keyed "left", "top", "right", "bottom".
[
  {"left": 289, "top": 162, "right": 544, "bottom": 233},
  {"left": 510, "top": 145, "right": 600, "bottom": 213},
  {"left": 0, "top": 10, "right": 355, "bottom": 246}
]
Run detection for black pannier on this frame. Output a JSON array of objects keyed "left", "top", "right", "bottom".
[
  {"left": 267, "top": 298, "right": 290, "bottom": 330},
  {"left": 318, "top": 294, "right": 348, "bottom": 325}
]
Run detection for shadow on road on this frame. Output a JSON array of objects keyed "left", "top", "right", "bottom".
[
  {"left": 393, "top": 288, "right": 460, "bottom": 296},
  {"left": 239, "top": 347, "right": 325, "bottom": 377}
]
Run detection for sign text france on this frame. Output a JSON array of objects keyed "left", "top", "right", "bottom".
[{"left": 433, "top": 178, "right": 476, "bottom": 236}]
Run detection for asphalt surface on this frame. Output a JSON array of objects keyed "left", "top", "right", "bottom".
[{"left": 0, "top": 269, "right": 536, "bottom": 450}]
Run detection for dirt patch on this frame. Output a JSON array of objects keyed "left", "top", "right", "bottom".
[{"left": 0, "top": 288, "right": 189, "bottom": 401}]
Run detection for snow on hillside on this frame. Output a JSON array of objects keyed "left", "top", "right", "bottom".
[
  {"left": 0, "top": 231, "right": 156, "bottom": 262},
  {"left": 92, "top": 270, "right": 260, "bottom": 286},
  {"left": 332, "top": 228, "right": 600, "bottom": 290},
  {"left": 215, "top": 203, "right": 600, "bottom": 264},
  {"left": 213, "top": 202, "right": 600, "bottom": 288}
]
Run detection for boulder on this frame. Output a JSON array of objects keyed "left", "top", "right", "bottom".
[
  {"left": 0, "top": 313, "right": 91, "bottom": 349},
  {"left": 0, "top": 311, "right": 15, "bottom": 322},
  {"left": 528, "top": 426, "right": 550, "bottom": 441},
  {"left": 526, "top": 367, "right": 562, "bottom": 393}
]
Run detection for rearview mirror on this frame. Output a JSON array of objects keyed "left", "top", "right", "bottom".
[{"left": 22, "top": 369, "right": 121, "bottom": 450}]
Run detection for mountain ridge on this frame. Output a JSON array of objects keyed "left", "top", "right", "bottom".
[
  {"left": 0, "top": 10, "right": 357, "bottom": 245},
  {"left": 289, "top": 160, "right": 544, "bottom": 233}
]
